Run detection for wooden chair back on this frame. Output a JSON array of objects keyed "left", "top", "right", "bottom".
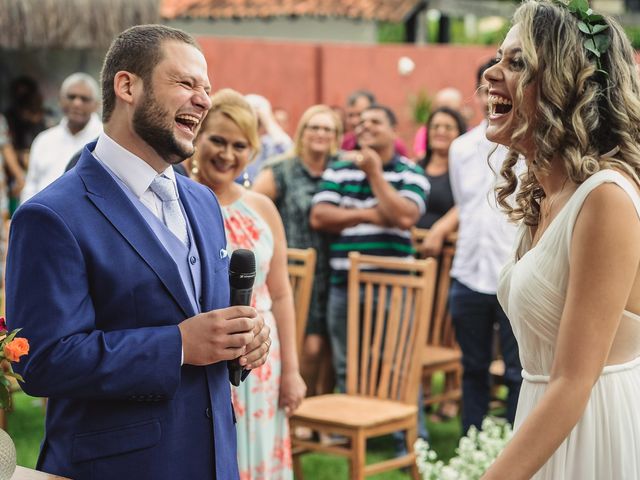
[
  {"left": 346, "top": 252, "right": 437, "bottom": 405},
  {"left": 286, "top": 247, "right": 317, "bottom": 356},
  {"left": 412, "top": 228, "right": 458, "bottom": 348}
]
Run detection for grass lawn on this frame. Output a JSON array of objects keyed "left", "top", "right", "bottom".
[{"left": 5, "top": 389, "right": 462, "bottom": 479}]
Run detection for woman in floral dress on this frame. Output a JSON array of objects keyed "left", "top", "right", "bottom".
[{"left": 191, "top": 89, "right": 306, "bottom": 480}]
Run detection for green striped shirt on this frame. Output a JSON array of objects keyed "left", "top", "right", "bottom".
[{"left": 312, "top": 154, "right": 429, "bottom": 284}]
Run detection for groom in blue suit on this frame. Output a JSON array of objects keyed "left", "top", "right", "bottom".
[{"left": 5, "top": 25, "right": 271, "bottom": 479}]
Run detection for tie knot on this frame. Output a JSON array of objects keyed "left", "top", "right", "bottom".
[{"left": 150, "top": 175, "right": 177, "bottom": 203}]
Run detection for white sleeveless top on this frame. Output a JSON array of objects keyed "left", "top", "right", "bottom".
[{"left": 497, "top": 169, "right": 640, "bottom": 480}]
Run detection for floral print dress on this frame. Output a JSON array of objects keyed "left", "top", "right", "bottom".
[{"left": 222, "top": 195, "right": 292, "bottom": 480}]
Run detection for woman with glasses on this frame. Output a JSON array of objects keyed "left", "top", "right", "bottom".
[{"left": 253, "top": 105, "right": 343, "bottom": 400}]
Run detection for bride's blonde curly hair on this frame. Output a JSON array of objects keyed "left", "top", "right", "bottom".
[{"left": 496, "top": 0, "right": 640, "bottom": 225}]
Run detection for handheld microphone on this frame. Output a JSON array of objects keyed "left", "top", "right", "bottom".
[{"left": 228, "top": 249, "right": 256, "bottom": 386}]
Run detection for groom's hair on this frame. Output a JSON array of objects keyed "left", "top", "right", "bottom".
[{"left": 100, "top": 24, "right": 199, "bottom": 123}]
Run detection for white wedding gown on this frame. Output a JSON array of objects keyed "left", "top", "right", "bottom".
[{"left": 498, "top": 169, "right": 640, "bottom": 479}]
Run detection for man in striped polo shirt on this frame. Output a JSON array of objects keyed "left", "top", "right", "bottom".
[{"left": 310, "top": 104, "right": 430, "bottom": 393}]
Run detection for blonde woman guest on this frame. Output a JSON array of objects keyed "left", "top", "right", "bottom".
[
  {"left": 192, "top": 89, "right": 306, "bottom": 480},
  {"left": 483, "top": 1, "right": 640, "bottom": 478},
  {"left": 253, "top": 105, "right": 342, "bottom": 398}
]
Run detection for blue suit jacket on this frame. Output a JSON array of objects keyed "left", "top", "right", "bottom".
[{"left": 6, "top": 143, "right": 238, "bottom": 480}]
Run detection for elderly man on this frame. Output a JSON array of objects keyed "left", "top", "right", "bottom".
[{"left": 20, "top": 73, "right": 103, "bottom": 202}]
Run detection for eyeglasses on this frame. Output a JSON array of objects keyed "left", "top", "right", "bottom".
[
  {"left": 305, "top": 125, "right": 335, "bottom": 134},
  {"left": 66, "top": 93, "right": 94, "bottom": 104}
]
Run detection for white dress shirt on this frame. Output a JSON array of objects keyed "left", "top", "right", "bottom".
[
  {"left": 91, "top": 132, "right": 178, "bottom": 221},
  {"left": 21, "top": 113, "right": 103, "bottom": 202},
  {"left": 449, "top": 120, "right": 518, "bottom": 295}
]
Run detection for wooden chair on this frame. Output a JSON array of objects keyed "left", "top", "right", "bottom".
[
  {"left": 286, "top": 247, "right": 317, "bottom": 357},
  {"left": 412, "top": 228, "right": 463, "bottom": 408},
  {"left": 290, "top": 252, "right": 437, "bottom": 480}
]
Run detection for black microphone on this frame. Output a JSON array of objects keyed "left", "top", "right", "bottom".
[{"left": 228, "top": 249, "right": 256, "bottom": 386}]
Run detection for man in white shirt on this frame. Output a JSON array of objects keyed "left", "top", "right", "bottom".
[
  {"left": 21, "top": 73, "right": 103, "bottom": 202},
  {"left": 448, "top": 59, "right": 522, "bottom": 434}
]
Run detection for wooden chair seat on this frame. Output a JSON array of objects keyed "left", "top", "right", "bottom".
[
  {"left": 422, "top": 345, "right": 462, "bottom": 368},
  {"left": 291, "top": 252, "right": 437, "bottom": 479},
  {"left": 294, "top": 394, "right": 417, "bottom": 428}
]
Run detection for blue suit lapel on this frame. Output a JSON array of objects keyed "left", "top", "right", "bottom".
[
  {"left": 75, "top": 144, "right": 195, "bottom": 319},
  {"left": 177, "top": 177, "right": 215, "bottom": 312}
]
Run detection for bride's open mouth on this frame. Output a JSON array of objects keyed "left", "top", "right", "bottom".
[{"left": 488, "top": 94, "right": 513, "bottom": 120}]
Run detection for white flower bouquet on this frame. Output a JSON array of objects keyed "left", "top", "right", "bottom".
[{"left": 415, "top": 417, "right": 513, "bottom": 480}]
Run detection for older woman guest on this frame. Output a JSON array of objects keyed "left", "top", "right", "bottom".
[
  {"left": 253, "top": 105, "right": 342, "bottom": 398},
  {"left": 482, "top": 1, "right": 640, "bottom": 478},
  {"left": 191, "top": 89, "right": 306, "bottom": 480}
]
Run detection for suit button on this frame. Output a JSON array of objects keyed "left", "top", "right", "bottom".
[
  {"left": 205, "top": 407, "right": 212, "bottom": 419},
  {"left": 190, "top": 256, "right": 197, "bottom": 265}
]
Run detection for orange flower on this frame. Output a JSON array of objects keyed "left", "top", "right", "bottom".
[{"left": 4, "top": 337, "right": 30, "bottom": 362}]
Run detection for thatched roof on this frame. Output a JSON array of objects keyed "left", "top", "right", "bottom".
[
  {"left": 0, "top": 0, "right": 161, "bottom": 49},
  {"left": 160, "top": 0, "right": 423, "bottom": 23}
]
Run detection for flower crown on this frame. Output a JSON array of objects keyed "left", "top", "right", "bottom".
[{"left": 554, "top": 0, "right": 611, "bottom": 77}]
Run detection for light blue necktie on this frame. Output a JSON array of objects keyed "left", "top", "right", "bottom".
[{"left": 149, "top": 174, "right": 189, "bottom": 247}]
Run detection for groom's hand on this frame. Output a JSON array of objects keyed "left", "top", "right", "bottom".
[
  {"left": 238, "top": 313, "right": 271, "bottom": 370},
  {"left": 178, "top": 306, "right": 258, "bottom": 366}
]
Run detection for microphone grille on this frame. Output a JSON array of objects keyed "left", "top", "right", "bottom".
[
  {"left": 229, "top": 249, "right": 256, "bottom": 290},
  {"left": 230, "top": 249, "right": 256, "bottom": 274}
]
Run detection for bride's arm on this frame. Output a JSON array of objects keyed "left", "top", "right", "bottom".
[{"left": 482, "top": 183, "right": 640, "bottom": 480}]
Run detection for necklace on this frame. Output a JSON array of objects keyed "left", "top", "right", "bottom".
[{"left": 534, "top": 175, "right": 572, "bottom": 245}]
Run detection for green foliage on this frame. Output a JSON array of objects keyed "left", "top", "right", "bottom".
[
  {"left": 555, "top": 0, "right": 611, "bottom": 76},
  {"left": 624, "top": 26, "right": 640, "bottom": 49},
  {"left": 7, "top": 392, "right": 45, "bottom": 468},
  {"left": 378, "top": 15, "right": 509, "bottom": 45},
  {"left": 409, "top": 89, "right": 432, "bottom": 126},
  {"left": 378, "top": 22, "right": 406, "bottom": 43},
  {"left": 479, "top": 22, "right": 511, "bottom": 46},
  {"left": 428, "top": 16, "right": 507, "bottom": 46}
]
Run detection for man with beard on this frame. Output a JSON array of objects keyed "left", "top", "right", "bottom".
[
  {"left": 20, "top": 73, "right": 103, "bottom": 202},
  {"left": 6, "top": 25, "right": 271, "bottom": 480}
]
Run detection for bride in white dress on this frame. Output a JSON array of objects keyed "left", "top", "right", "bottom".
[{"left": 480, "top": 1, "right": 640, "bottom": 479}]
